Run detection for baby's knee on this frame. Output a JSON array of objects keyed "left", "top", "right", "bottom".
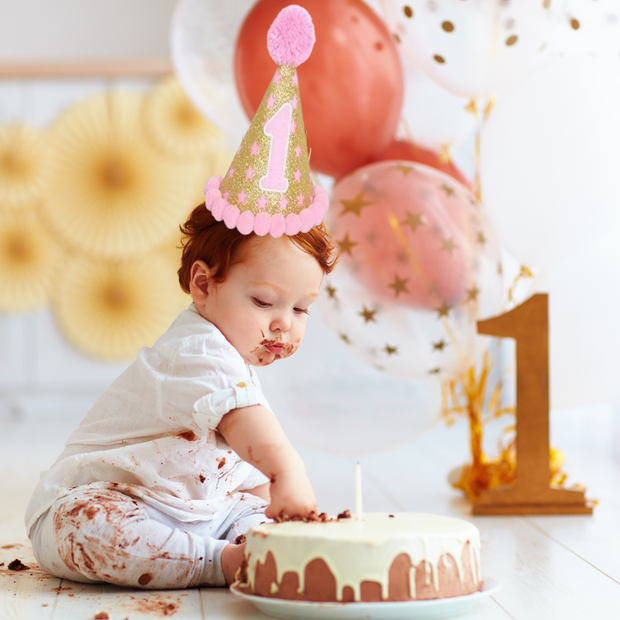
[{"left": 52, "top": 488, "right": 147, "bottom": 580}]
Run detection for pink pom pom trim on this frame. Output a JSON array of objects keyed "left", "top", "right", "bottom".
[
  {"left": 267, "top": 5, "right": 315, "bottom": 67},
  {"left": 285, "top": 213, "right": 302, "bottom": 235},
  {"left": 270, "top": 214, "right": 286, "bottom": 238},
  {"left": 299, "top": 208, "right": 315, "bottom": 232},
  {"left": 203, "top": 175, "right": 328, "bottom": 236},
  {"left": 223, "top": 205, "right": 240, "bottom": 229},
  {"left": 237, "top": 211, "right": 255, "bottom": 235},
  {"left": 254, "top": 212, "right": 271, "bottom": 236},
  {"left": 205, "top": 188, "right": 220, "bottom": 209},
  {"left": 205, "top": 175, "right": 222, "bottom": 191}
]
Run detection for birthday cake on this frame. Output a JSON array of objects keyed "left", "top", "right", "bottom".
[{"left": 235, "top": 512, "right": 482, "bottom": 602}]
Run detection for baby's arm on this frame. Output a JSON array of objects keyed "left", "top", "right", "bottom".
[{"left": 217, "top": 405, "right": 316, "bottom": 519}]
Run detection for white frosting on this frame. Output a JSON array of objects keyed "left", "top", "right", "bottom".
[{"left": 245, "top": 512, "right": 481, "bottom": 601}]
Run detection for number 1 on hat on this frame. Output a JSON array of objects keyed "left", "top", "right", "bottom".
[{"left": 260, "top": 103, "right": 293, "bottom": 193}]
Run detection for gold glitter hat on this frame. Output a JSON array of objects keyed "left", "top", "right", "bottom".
[{"left": 204, "top": 4, "right": 328, "bottom": 237}]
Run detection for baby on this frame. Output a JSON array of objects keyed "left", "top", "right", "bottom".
[
  {"left": 25, "top": 204, "right": 337, "bottom": 588},
  {"left": 26, "top": 4, "right": 332, "bottom": 589}
]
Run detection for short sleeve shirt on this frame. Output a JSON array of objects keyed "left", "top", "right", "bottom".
[{"left": 25, "top": 304, "right": 271, "bottom": 534}]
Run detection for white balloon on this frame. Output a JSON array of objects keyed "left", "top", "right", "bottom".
[
  {"left": 256, "top": 311, "right": 442, "bottom": 457},
  {"left": 545, "top": 0, "right": 620, "bottom": 61},
  {"left": 171, "top": 0, "right": 253, "bottom": 145},
  {"left": 480, "top": 56, "right": 620, "bottom": 269},
  {"left": 400, "top": 55, "right": 477, "bottom": 151},
  {"left": 531, "top": 225, "right": 620, "bottom": 409},
  {"left": 380, "top": 0, "right": 561, "bottom": 99}
]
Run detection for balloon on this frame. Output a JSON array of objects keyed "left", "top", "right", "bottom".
[
  {"left": 320, "top": 161, "right": 503, "bottom": 381},
  {"left": 380, "top": 0, "right": 560, "bottom": 99},
  {"left": 256, "top": 310, "right": 442, "bottom": 457},
  {"left": 531, "top": 224, "right": 620, "bottom": 409},
  {"left": 171, "top": 0, "right": 254, "bottom": 144},
  {"left": 545, "top": 0, "right": 620, "bottom": 61},
  {"left": 370, "top": 138, "right": 469, "bottom": 188},
  {"left": 234, "top": 0, "right": 404, "bottom": 179},
  {"left": 480, "top": 57, "right": 620, "bottom": 269},
  {"left": 399, "top": 58, "right": 477, "bottom": 152}
]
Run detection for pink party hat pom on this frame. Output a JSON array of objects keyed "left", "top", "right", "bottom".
[{"left": 267, "top": 5, "right": 315, "bottom": 67}]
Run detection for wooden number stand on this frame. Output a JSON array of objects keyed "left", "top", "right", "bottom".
[{"left": 474, "top": 293, "right": 592, "bottom": 515}]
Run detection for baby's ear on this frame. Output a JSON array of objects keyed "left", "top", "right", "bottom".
[{"left": 189, "top": 260, "right": 212, "bottom": 301}]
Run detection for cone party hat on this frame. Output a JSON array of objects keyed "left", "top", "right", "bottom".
[{"left": 204, "top": 5, "right": 328, "bottom": 237}]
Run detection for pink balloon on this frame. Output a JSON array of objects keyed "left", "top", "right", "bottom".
[{"left": 330, "top": 161, "right": 479, "bottom": 311}]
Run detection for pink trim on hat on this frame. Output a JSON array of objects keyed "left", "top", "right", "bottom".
[
  {"left": 254, "top": 212, "right": 271, "bottom": 236},
  {"left": 237, "top": 211, "right": 255, "bottom": 235},
  {"left": 270, "top": 214, "right": 286, "bottom": 238},
  {"left": 204, "top": 176, "right": 327, "bottom": 236},
  {"left": 223, "top": 205, "right": 240, "bottom": 229}
]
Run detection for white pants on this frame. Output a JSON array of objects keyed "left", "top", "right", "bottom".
[{"left": 30, "top": 485, "right": 268, "bottom": 589}]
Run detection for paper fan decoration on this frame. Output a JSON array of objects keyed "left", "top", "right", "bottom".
[
  {"left": 144, "top": 75, "right": 225, "bottom": 159},
  {"left": 42, "top": 91, "right": 197, "bottom": 259},
  {"left": 0, "top": 206, "right": 63, "bottom": 311},
  {"left": 158, "top": 233, "right": 192, "bottom": 312},
  {"left": 0, "top": 124, "right": 53, "bottom": 208},
  {"left": 54, "top": 252, "right": 181, "bottom": 360}
]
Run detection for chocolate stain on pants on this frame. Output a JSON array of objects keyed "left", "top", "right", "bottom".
[{"left": 30, "top": 486, "right": 268, "bottom": 589}]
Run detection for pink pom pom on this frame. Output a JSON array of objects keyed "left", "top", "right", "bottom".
[
  {"left": 237, "top": 211, "right": 255, "bottom": 235},
  {"left": 204, "top": 175, "right": 222, "bottom": 191},
  {"left": 310, "top": 201, "right": 325, "bottom": 223},
  {"left": 270, "top": 214, "right": 286, "bottom": 238},
  {"left": 205, "top": 188, "right": 220, "bottom": 209},
  {"left": 285, "top": 213, "right": 302, "bottom": 235},
  {"left": 211, "top": 197, "right": 227, "bottom": 220},
  {"left": 267, "top": 5, "right": 315, "bottom": 67},
  {"left": 299, "top": 208, "right": 315, "bottom": 232},
  {"left": 254, "top": 212, "right": 271, "bottom": 236},
  {"left": 223, "top": 205, "right": 240, "bottom": 229}
]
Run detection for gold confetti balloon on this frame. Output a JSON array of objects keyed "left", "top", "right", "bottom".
[
  {"left": 0, "top": 206, "right": 63, "bottom": 311},
  {"left": 41, "top": 92, "right": 198, "bottom": 260},
  {"left": 319, "top": 161, "right": 503, "bottom": 381},
  {"left": 381, "top": 0, "right": 561, "bottom": 99}
]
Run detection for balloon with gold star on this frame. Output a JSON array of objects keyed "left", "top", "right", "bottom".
[{"left": 319, "top": 160, "right": 503, "bottom": 380}]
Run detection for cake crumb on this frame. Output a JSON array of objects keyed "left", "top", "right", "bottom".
[
  {"left": 8, "top": 559, "right": 30, "bottom": 571},
  {"left": 389, "top": 514, "right": 395, "bottom": 518},
  {"left": 235, "top": 534, "right": 246, "bottom": 545},
  {"left": 337, "top": 510, "right": 352, "bottom": 520},
  {"left": 94, "top": 613, "right": 109, "bottom": 619}
]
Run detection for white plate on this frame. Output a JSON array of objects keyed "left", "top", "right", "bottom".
[{"left": 230, "top": 577, "right": 500, "bottom": 620}]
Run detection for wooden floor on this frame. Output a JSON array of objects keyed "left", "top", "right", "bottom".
[{"left": 1, "top": 405, "right": 619, "bottom": 619}]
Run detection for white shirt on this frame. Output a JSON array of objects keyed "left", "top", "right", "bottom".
[{"left": 26, "top": 304, "right": 271, "bottom": 535}]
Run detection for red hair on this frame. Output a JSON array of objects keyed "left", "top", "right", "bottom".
[{"left": 178, "top": 204, "right": 338, "bottom": 294}]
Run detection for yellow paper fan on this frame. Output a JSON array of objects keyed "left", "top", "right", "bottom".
[
  {"left": 190, "top": 147, "right": 237, "bottom": 206},
  {"left": 0, "top": 206, "right": 63, "bottom": 311},
  {"left": 54, "top": 252, "right": 182, "bottom": 360},
  {"left": 144, "top": 75, "right": 225, "bottom": 159},
  {"left": 0, "top": 124, "right": 53, "bottom": 208},
  {"left": 41, "top": 91, "right": 197, "bottom": 259}
]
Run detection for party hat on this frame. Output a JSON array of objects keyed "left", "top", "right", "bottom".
[{"left": 203, "top": 5, "right": 328, "bottom": 237}]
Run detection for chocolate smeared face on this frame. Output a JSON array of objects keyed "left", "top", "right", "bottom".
[{"left": 194, "top": 235, "right": 322, "bottom": 366}]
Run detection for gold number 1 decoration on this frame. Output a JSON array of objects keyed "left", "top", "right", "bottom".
[{"left": 474, "top": 293, "right": 593, "bottom": 515}]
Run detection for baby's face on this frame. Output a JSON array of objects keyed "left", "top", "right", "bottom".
[{"left": 194, "top": 235, "right": 324, "bottom": 367}]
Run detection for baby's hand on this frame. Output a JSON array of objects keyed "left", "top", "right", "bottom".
[{"left": 265, "top": 468, "right": 317, "bottom": 519}]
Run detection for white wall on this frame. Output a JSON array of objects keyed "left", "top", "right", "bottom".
[{"left": 0, "top": 0, "right": 175, "bottom": 61}]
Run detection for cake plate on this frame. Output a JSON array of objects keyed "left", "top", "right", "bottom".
[{"left": 230, "top": 577, "right": 500, "bottom": 620}]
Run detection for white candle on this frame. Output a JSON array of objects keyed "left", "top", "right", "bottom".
[{"left": 355, "top": 462, "right": 363, "bottom": 521}]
